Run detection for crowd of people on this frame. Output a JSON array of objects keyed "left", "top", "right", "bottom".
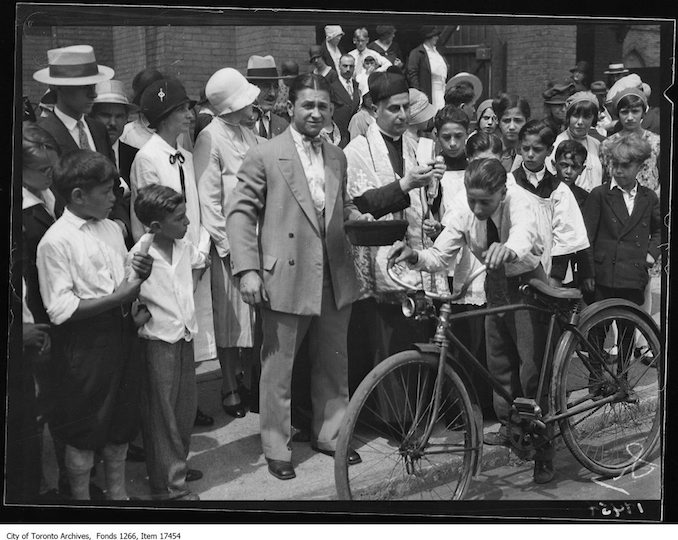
[{"left": 13, "top": 23, "right": 662, "bottom": 503}]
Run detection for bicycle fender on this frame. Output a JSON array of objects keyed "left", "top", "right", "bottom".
[
  {"left": 411, "top": 343, "right": 485, "bottom": 477},
  {"left": 580, "top": 298, "right": 660, "bottom": 336}
]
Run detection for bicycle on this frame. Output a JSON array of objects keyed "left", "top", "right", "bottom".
[{"left": 334, "top": 260, "right": 663, "bottom": 500}]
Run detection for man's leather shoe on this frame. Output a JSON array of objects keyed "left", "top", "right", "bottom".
[
  {"left": 266, "top": 459, "right": 296, "bottom": 480},
  {"left": 533, "top": 459, "right": 555, "bottom": 484},
  {"left": 311, "top": 445, "right": 362, "bottom": 465},
  {"left": 126, "top": 443, "right": 146, "bottom": 462},
  {"left": 186, "top": 469, "right": 203, "bottom": 482}
]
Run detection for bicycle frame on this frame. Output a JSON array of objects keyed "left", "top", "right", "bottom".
[{"left": 385, "top": 259, "right": 624, "bottom": 450}]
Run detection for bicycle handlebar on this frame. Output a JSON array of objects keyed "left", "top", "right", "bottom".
[{"left": 386, "top": 256, "right": 486, "bottom": 302}]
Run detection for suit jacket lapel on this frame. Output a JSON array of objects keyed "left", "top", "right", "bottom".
[
  {"left": 622, "top": 186, "right": 648, "bottom": 235},
  {"left": 604, "top": 186, "right": 630, "bottom": 225},
  {"left": 86, "top": 117, "right": 111, "bottom": 158},
  {"left": 25, "top": 204, "right": 54, "bottom": 231},
  {"left": 42, "top": 112, "right": 79, "bottom": 154},
  {"left": 323, "top": 145, "right": 340, "bottom": 226},
  {"left": 277, "top": 129, "right": 320, "bottom": 233}
]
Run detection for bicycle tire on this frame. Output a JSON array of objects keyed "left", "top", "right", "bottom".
[
  {"left": 335, "top": 350, "right": 480, "bottom": 500},
  {"left": 551, "top": 302, "right": 662, "bottom": 477}
]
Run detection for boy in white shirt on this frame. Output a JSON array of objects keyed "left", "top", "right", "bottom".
[
  {"left": 36, "top": 150, "right": 153, "bottom": 500},
  {"left": 388, "top": 158, "right": 556, "bottom": 484},
  {"left": 131, "top": 184, "right": 210, "bottom": 501}
]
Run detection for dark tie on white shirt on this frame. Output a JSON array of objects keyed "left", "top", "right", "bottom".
[{"left": 484, "top": 217, "right": 509, "bottom": 306}]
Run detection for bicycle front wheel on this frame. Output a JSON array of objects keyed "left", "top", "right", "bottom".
[
  {"left": 335, "top": 351, "right": 480, "bottom": 500},
  {"left": 552, "top": 303, "right": 662, "bottom": 477}
]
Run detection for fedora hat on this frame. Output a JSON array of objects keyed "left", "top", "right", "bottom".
[
  {"left": 246, "top": 55, "right": 283, "bottom": 81},
  {"left": 206, "top": 68, "right": 260, "bottom": 116},
  {"left": 33, "top": 45, "right": 114, "bottom": 86},
  {"left": 604, "top": 62, "right": 629, "bottom": 76},
  {"left": 140, "top": 78, "right": 196, "bottom": 129},
  {"left": 131, "top": 68, "right": 165, "bottom": 105},
  {"left": 92, "top": 79, "right": 138, "bottom": 112},
  {"left": 445, "top": 72, "right": 483, "bottom": 105}
]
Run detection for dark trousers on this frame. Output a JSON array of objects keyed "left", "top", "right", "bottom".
[
  {"left": 485, "top": 265, "right": 553, "bottom": 459},
  {"left": 589, "top": 285, "right": 645, "bottom": 380},
  {"left": 5, "top": 345, "right": 42, "bottom": 502}
]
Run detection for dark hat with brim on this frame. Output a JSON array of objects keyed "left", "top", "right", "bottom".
[
  {"left": 132, "top": 68, "right": 165, "bottom": 105},
  {"left": 543, "top": 82, "right": 575, "bottom": 104},
  {"left": 140, "top": 78, "right": 196, "bottom": 129},
  {"left": 368, "top": 71, "right": 409, "bottom": 104},
  {"left": 309, "top": 45, "right": 323, "bottom": 62},
  {"left": 419, "top": 25, "right": 441, "bottom": 40},
  {"left": 569, "top": 60, "right": 590, "bottom": 73},
  {"left": 590, "top": 80, "right": 608, "bottom": 95},
  {"left": 376, "top": 25, "right": 396, "bottom": 38}
]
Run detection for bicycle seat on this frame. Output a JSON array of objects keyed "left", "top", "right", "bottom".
[{"left": 526, "top": 278, "right": 582, "bottom": 301}]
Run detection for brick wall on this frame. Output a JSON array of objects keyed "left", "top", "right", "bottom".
[
  {"left": 496, "top": 25, "right": 577, "bottom": 120},
  {"left": 234, "top": 26, "right": 316, "bottom": 77},
  {"left": 624, "top": 25, "right": 661, "bottom": 68}
]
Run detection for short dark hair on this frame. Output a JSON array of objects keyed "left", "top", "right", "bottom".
[
  {"left": 22, "top": 121, "right": 60, "bottom": 165},
  {"left": 518, "top": 119, "right": 556, "bottom": 147},
  {"left": 434, "top": 105, "right": 470, "bottom": 132},
  {"left": 52, "top": 149, "right": 118, "bottom": 202},
  {"left": 616, "top": 93, "right": 646, "bottom": 114},
  {"left": 134, "top": 184, "right": 185, "bottom": 227},
  {"left": 492, "top": 93, "right": 531, "bottom": 123},
  {"left": 288, "top": 73, "right": 331, "bottom": 105},
  {"left": 464, "top": 158, "right": 507, "bottom": 194},
  {"left": 465, "top": 131, "right": 503, "bottom": 159},
  {"left": 445, "top": 85, "right": 475, "bottom": 107},
  {"left": 566, "top": 100, "right": 599, "bottom": 127},
  {"left": 555, "top": 139, "right": 588, "bottom": 164}
]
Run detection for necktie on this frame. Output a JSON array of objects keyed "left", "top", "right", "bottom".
[
  {"left": 302, "top": 136, "right": 325, "bottom": 213},
  {"left": 259, "top": 117, "right": 268, "bottom": 139},
  {"left": 76, "top": 120, "right": 91, "bottom": 150},
  {"left": 169, "top": 151, "right": 186, "bottom": 200},
  {"left": 303, "top": 135, "right": 323, "bottom": 153},
  {"left": 484, "top": 217, "right": 509, "bottom": 306}
]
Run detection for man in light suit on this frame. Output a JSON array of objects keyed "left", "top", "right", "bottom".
[
  {"left": 329, "top": 55, "right": 361, "bottom": 148},
  {"left": 226, "top": 74, "right": 369, "bottom": 480}
]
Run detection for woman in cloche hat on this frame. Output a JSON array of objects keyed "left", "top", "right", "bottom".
[
  {"left": 193, "top": 68, "right": 263, "bottom": 419},
  {"left": 130, "top": 78, "right": 217, "bottom": 401}
]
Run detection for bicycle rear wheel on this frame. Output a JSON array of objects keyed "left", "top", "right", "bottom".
[
  {"left": 335, "top": 351, "right": 480, "bottom": 500},
  {"left": 552, "top": 303, "right": 662, "bottom": 477}
]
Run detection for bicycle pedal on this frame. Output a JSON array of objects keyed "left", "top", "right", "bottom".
[{"left": 512, "top": 398, "right": 542, "bottom": 420}]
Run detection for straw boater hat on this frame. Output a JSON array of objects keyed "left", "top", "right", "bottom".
[
  {"left": 246, "top": 55, "right": 284, "bottom": 81},
  {"left": 92, "top": 79, "right": 138, "bottom": 112},
  {"left": 604, "top": 62, "right": 630, "bottom": 76},
  {"left": 205, "top": 68, "right": 260, "bottom": 116},
  {"left": 445, "top": 72, "right": 483, "bottom": 105},
  {"left": 33, "top": 45, "right": 114, "bottom": 86}
]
